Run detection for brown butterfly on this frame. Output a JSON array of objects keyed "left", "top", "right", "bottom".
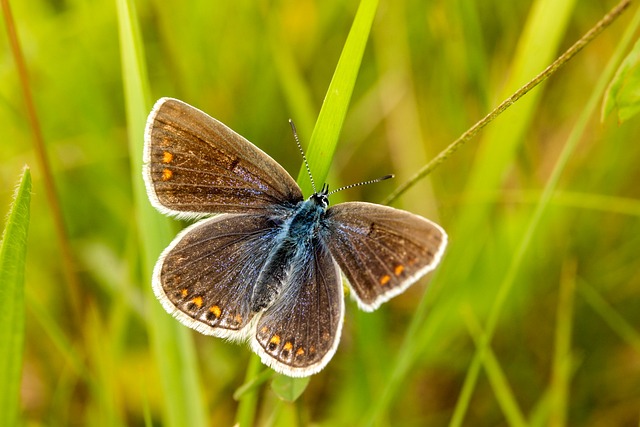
[{"left": 143, "top": 97, "right": 447, "bottom": 376}]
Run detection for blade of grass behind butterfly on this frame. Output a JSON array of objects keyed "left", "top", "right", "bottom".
[
  {"left": 0, "top": 168, "right": 31, "bottom": 427},
  {"left": 116, "top": 1, "right": 208, "bottom": 426},
  {"left": 295, "top": 0, "right": 380, "bottom": 197},
  {"left": 256, "top": 0, "right": 380, "bottom": 402},
  {"left": 234, "top": 6, "right": 340, "bottom": 420}
]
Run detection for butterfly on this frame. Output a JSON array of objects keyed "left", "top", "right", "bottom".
[{"left": 143, "top": 97, "right": 447, "bottom": 377}]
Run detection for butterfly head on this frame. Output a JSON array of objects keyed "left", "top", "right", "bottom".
[
  {"left": 289, "top": 119, "right": 392, "bottom": 211},
  {"left": 309, "top": 183, "right": 330, "bottom": 209}
]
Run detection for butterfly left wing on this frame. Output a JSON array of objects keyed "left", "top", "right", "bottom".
[
  {"left": 323, "top": 202, "right": 447, "bottom": 311},
  {"left": 144, "top": 97, "right": 303, "bottom": 218},
  {"left": 154, "top": 213, "right": 283, "bottom": 340},
  {"left": 251, "top": 238, "right": 344, "bottom": 377}
]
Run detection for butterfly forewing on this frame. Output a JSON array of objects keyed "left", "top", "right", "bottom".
[
  {"left": 323, "top": 202, "right": 447, "bottom": 311},
  {"left": 251, "top": 238, "right": 344, "bottom": 377},
  {"left": 144, "top": 97, "right": 303, "bottom": 217},
  {"left": 154, "top": 213, "right": 283, "bottom": 340}
]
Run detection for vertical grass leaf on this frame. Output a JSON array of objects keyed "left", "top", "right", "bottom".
[
  {"left": 266, "top": 0, "right": 379, "bottom": 403},
  {"left": 115, "top": 0, "right": 208, "bottom": 425},
  {"left": 295, "top": 0, "right": 379, "bottom": 196},
  {"left": 235, "top": 356, "right": 269, "bottom": 426},
  {"left": 461, "top": 306, "right": 527, "bottom": 427},
  {"left": 262, "top": 0, "right": 379, "bottom": 403},
  {"left": 0, "top": 167, "right": 32, "bottom": 427}
]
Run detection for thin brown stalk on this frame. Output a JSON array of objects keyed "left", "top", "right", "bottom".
[{"left": 1, "top": 0, "right": 82, "bottom": 321}]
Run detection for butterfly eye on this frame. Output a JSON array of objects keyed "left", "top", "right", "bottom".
[{"left": 309, "top": 192, "right": 329, "bottom": 208}]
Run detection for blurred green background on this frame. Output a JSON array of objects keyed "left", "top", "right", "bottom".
[{"left": 1, "top": 0, "right": 639, "bottom": 426}]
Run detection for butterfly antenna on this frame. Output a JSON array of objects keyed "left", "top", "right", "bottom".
[
  {"left": 327, "top": 174, "right": 394, "bottom": 196},
  {"left": 289, "top": 119, "right": 317, "bottom": 193}
]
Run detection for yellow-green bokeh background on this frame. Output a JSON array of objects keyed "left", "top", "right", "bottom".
[{"left": 1, "top": 0, "right": 639, "bottom": 426}]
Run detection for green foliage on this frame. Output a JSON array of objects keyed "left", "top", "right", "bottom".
[
  {"left": 271, "top": 375, "right": 311, "bottom": 403},
  {"left": 0, "top": 168, "right": 31, "bottom": 427},
  {"left": 1, "top": 1, "right": 639, "bottom": 426},
  {"left": 602, "top": 37, "right": 640, "bottom": 123}
]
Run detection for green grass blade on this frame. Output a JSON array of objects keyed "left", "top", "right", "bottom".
[
  {"left": 295, "top": 0, "right": 379, "bottom": 195},
  {"left": 248, "top": 0, "right": 380, "bottom": 411},
  {"left": 548, "top": 260, "right": 577, "bottom": 427},
  {"left": 234, "top": 364, "right": 273, "bottom": 402},
  {"left": 116, "top": 0, "right": 208, "bottom": 426},
  {"left": 461, "top": 306, "right": 527, "bottom": 427},
  {"left": 235, "top": 356, "right": 268, "bottom": 427},
  {"left": 0, "top": 167, "right": 31, "bottom": 427},
  {"left": 578, "top": 280, "right": 640, "bottom": 353}
]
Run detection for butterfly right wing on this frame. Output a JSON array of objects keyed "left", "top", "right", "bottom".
[
  {"left": 154, "top": 213, "right": 283, "bottom": 340},
  {"left": 144, "top": 97, "right": 303, "bottom": 218},
  {"left": 323, "top": 202, "right": 447, "bottom": 312}
]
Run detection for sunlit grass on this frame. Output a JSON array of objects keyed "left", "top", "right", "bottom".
[
  {"left": 1, "top": 0, "right": 639, "bottom": 426},
  {"left": 0, "top": 168, "right": 31, "bottom": 427}
]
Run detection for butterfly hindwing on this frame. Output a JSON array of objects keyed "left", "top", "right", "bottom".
[
  {"left": 251, "top": 238, "right": 344, "bottom": 377},
  {"left": 323, "top": 202, "right": 447, "bottom": 311},
  {"left": 144, "top": 97, "right": 303, "bottom": 217},
  {"left": 154, "top": 213, "right": 283, "bottom": 340}
]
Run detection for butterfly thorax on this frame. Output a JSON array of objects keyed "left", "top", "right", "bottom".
[{"left": 250, "top": 191, "right": 329, "bottom": 313}]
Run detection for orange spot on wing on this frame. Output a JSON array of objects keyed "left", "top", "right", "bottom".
[
  {"left": 191, "top": 296, "right": 203, "bottom": 308},
  {"left": 270, "top": 335, "right": 281, "bottom": 345},
  {"left": 394, "top": 265, "right": 404, "bottom": 275},
  {"left": 209, "top": 305, "right": 221, "bottom": 318},
  {"left": 180, "top": 288, "right": 188, "bottom": 298},
  {"left": 162, "top": 168, "right": 173, "bottom": 181},
  {"left": 162, "top": 151, "right": 173, "bottom": 163},
  {"left": 283, "top": 342, "right": 293, "bottom": 351},
  {"left": 296, "top": 347, "right": 305, "bottom": 356},
  {"left": 380, "top": 274, "right": 391, "bottom": 285}
]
